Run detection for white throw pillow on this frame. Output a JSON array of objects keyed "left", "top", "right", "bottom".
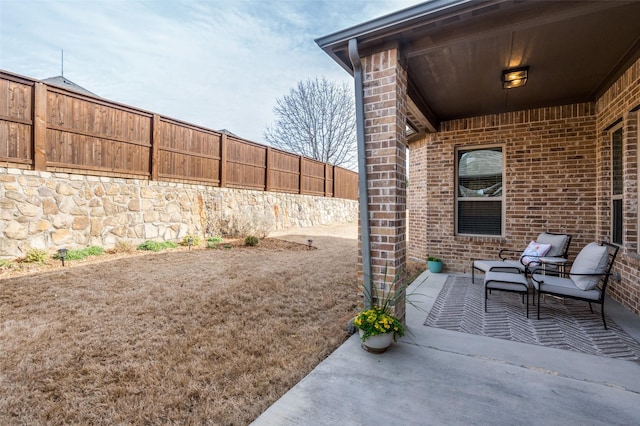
[
  {"left": 521, "top": 241, "right": 552, "bottom": 266},
  {"left": 570, "top": 243, "right": 609, "bottom": 290}
]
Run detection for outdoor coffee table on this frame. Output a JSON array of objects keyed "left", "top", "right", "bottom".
[
  {"left": 538, "top": 257, "right": 569, "bottom": 304},
  {"left": 539, "top": 256, "right": 568, "bottom": 277}
]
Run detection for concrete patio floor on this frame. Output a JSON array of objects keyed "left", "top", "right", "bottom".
[{"left": 252, "top": 271, "right": 640, "bottom": 425}]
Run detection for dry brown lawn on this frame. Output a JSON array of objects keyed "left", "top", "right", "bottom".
[{"left": 0, "top": 233, "right": 424, "bottom": 425}]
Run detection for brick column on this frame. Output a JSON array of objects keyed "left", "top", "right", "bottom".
[{"left": 361, "top": 47, "right": 408, "bottom": 321}]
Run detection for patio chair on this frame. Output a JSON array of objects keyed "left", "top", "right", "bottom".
[
  {"left": 472, "top": 232, "right": 572, "bottom": 283},
  {"left": 531, "top": 242, "right": 619, "bottom": 329}
]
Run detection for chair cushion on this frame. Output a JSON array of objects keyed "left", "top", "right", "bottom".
[
  {"left": 537, "top": 233, "right": 569, "bottom": 257},
  {"left": 521, "top": 240, "right": 551, "bottom": 265},
  {"left": 570, "top": 243, "right": 609, "bottom": 290},
  {"left": 473, "top": 259, "right": 524, "bottom": 274},
  {"left": 485, "top": 271, "right": 529, "bottom": 292},
  {"left": 532, "top": 274, "right": 601, "bottom": 300}
]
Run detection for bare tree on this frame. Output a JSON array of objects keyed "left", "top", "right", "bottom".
[{"left": 264, "top": 77, "right": 356, "bottom": 168}]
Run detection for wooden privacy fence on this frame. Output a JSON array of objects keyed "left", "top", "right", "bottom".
[{"left": 0, "top": 70, "right": 358, "bottom": 200}]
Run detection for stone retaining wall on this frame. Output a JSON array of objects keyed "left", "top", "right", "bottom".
[{"left": 0, "top": 168, "right": 358, "bottom": 259}]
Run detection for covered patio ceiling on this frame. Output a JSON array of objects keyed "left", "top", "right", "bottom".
[{"left": 316, "top": 0, "right": 640, "bottom": 135}]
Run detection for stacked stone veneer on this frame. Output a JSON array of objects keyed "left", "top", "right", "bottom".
[{"left": 0, "top": 168, "right": 357, "bottom": 259}]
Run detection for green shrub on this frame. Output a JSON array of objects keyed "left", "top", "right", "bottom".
[
  {"left": 85, "top": 246, "right": 105, "bottom": 256},
  {"left": 0, "top": 259, "right": 17, "bottom": 270},
  {"left": 138, "top": 241, "right": 161, "bottom": 251},
  {"left": 67, "top": 246, "right": 104, "bottom": 260},
  {"left": 137, "top": 240, "right": 178, "bottom": 252},
  {"left": 244, "top": 235, "right": 259, "bottom": 246},
  {"left": 181, "top": 234, "right": 202, "bottom": 247},
  {"left": 53, "top": 246, "right": 105, "bottom": 261},
  {"left": 24, "top": 249, "right": 49, "bottom": 264},
  {"left": 206, "top": 236, "right": 223, "bottom": 249}
]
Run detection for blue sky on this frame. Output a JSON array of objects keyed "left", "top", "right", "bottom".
[{"left": 0, "top": 0, "right": 420, "bottom": 143}]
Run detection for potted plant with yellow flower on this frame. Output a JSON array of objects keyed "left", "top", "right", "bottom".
[
  {"left": 353, "top": 304, "right": 405, "bottom": 353},
  {"left": 352, "top": 265, "right": 412, "bottom": 354}
]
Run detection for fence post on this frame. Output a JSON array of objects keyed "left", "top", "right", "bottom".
[
  {"left": 324, "top": 163, "right": 331, "bottom": 197},
  {"left": 265, "top": 147, "right": 272, "bottom": 192},
  {"left": 33, "top": 82, "right": 47, "bottom": 171},
  {"left": 299, "top": 156, "right": 304, "bottom": 195},
  {"left": 150, "top": 114, "right": 160, "bottom": 180},
  {"left": 220, "top": 133, "right": 227, "bottom": 187}
]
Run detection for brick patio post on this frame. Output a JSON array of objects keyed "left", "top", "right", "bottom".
[{"left": 361, "top": 47, "right": 408, "bottom": 322}]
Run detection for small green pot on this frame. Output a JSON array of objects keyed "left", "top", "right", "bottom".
[{"left": 428, "top": 260, "right": 443, "bottom": 273}]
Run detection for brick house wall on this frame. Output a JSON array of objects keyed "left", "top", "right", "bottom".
[
  {"left": 408, "top": 104, "right": 598, "bottom": 269},
  {"left": 408, "top": 57, "right": 640, "bottom": 316},
  {"left": 595, "top": 58, "right": 640, "bottom": 313}
]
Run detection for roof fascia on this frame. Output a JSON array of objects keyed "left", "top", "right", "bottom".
[
  {"left": 593, "top": 36, "right": 640, "bottom": 100},
  {"left": 315, "top": 0, "right": 475, "bottom": 52},
  {"left": 314, "top": 0, "right": 495, "bottom": 77}
]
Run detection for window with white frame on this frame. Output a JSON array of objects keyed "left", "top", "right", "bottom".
[
  {"left": 612, "top": 126, "right": 623, "bottom": 245},
  {"left": 456, "top": 146, "right": 503, "bottom": 236}
]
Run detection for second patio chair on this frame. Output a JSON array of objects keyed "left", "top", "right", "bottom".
[
  {"left": 472, "top": 232, "right": 572, "bottom": 283},
  {"left": 531, "top": 242, "right": 619, "bottom": 329}
]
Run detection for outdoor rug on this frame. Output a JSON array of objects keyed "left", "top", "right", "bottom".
[{"left": 424, "top": 275, "right": 640, "bottom": 362}]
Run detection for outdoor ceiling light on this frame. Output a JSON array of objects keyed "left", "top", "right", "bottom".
[{"left": 502, "top": 66, "right": 528, "bottom": 89}]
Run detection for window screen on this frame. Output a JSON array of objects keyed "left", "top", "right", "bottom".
[
  {"left": 456, "top": 147, "right": 503, "bottom": 236},
  {"left": 612, "top": 127, "right": 623, "bottom": 245}
]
